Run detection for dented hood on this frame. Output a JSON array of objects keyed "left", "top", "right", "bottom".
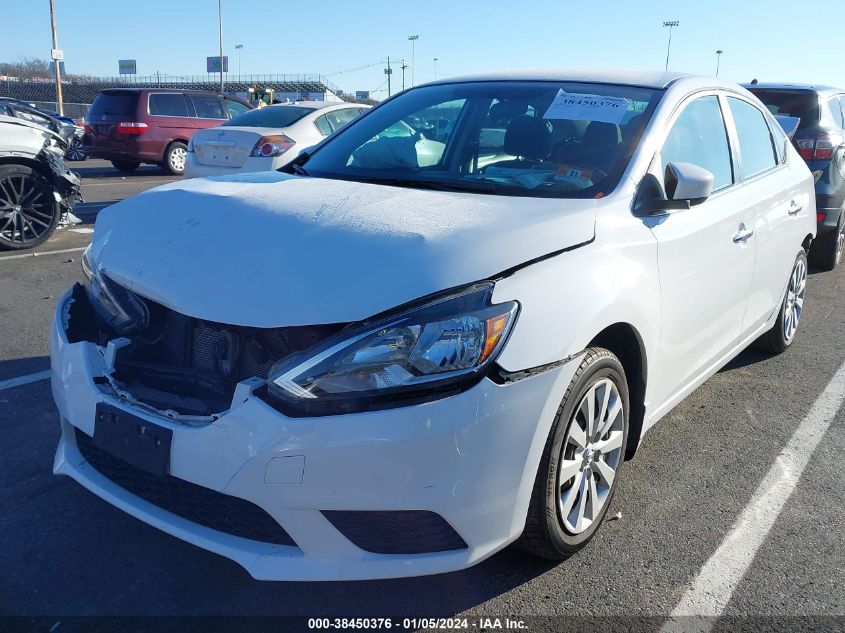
[{"left": 91, "top": 172, "right": 596, "bottom": 326}]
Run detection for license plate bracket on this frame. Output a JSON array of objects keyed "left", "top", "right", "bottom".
[{"left": 93, "top": 403, "right": 172, "bottom": 477}]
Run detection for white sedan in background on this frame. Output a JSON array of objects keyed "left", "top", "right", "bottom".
[{"left": 184, "top": 102, "right": 369, "bottom": 178}]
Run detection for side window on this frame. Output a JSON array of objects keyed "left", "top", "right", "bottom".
[
  {"left": 661, "top": 95, "right": 733, "bottom": 191},
  {"left": 148, "top": 93, "right": 189, "bottom": 117},
  {"left": 190, "top": 95, "right": 226, "bottom": 119},
  {"left": 224, "top": 99, "right": 250, "bottom": 119},
  {"left": 324, "top": 108, "right": 361, "bottom": 131},
  {"left": 727, "top": 97, "right": 778, "bottom": 179},
  {"left": 0, "top": 104, "right": 13, "bottom": 116},
  {"left": 768, "top": 114, "right": 788, "bottom": 165},
  {"left": 314, "top": 114, "right": 333, "bottom": 136},
  {"left": 834, "top": 97, "right": 845, "bottom": 129}
]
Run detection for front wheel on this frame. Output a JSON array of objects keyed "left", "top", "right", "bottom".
[
  {"left": 65, "top": 137, "right": 86, "bottom": 161},
  {"left": 0, "top": 164, "right": 62, "bottom": 251},
  {"left": 753, "top": 249, "right": 807, "bottom": 354},
  {"left": 516, "top": 347, "right": 629, "bottom": 560}
]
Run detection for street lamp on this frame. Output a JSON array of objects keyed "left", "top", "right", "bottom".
[
  {"left": 235, "top": 43, "right": 243, "bottom": 80},
  {"left": 715, "top": 49, "right": 724, "bottom": 77},
  {"left": 49, "top": 0, "right": 64, "bottom": 115},
  {"left": 433, "top": 57, "right": 439, "bottom": 80},
  {"left": 400, "top": 59, "right": 408, "bottom": 91},
  {"left": 663, "top": 20, "right": 679, "bottom": 71},
  {"left": 408, "top": 34, "right": 419, "bottom": 86}
]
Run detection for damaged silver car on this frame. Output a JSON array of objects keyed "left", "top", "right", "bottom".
[{"left": 0, "top": 113, "right": 82, "bottom": 250}]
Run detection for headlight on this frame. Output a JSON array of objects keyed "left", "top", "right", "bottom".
[
  {"left": 266, "top": 283, "right": 518, "bottom": 415},
  {"left": 81, "top": 246, "right": 149, "bottom": 334}
]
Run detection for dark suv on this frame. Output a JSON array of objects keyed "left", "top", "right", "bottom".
[
  {"left": 746, "top": 83, "right": 845, "bottom": 270},
  {"left": 83, "top": 89, "right": 252, "bottom": 175}
]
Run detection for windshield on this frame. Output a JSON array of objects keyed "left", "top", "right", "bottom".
[
  {"left": 300, "top": 81, "right": 660, "bottom": 197},
  {"left": 224, "top": 105, "right": 314, "bottom": 128}
]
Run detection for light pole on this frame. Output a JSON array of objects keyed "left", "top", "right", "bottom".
[
  {"left": 400, "top": 60, "right": 408, "bottom": 91},
  {"left": 235, "top": 43, "right": 243, "bottom": 80},
  {"left": 715, "top": 49, "right": 723, "bottom": 77},
  {"left": 49, "top": 0, "right": 64, "bottom": 115},
  {"left": 218, "top": 0, "right": 224, "bottom": 93},
  {"left": 408, "top": 34, "right": 419, "bottom": 86},
  {"left": 663, "top": 20, "right": 679, "bottom": 71},
  {"left": 433, "top": 57, "right": 439, "bottom": 80}
]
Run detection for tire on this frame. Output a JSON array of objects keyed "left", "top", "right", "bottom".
[
  {"left": 0, "top": 164, "right": 62, "bottom": 251},
  {"left": 516, "top": 347, "right": 629, "bottom": 560},
  {"left": 753, "top": 249, "right": 808, "bottom": 354},
  {"left": 809, "top": 212, "right": 844, "bottom": 272},
  {"left": 65, "top": 137, "right": 86, "bottom": 161},
  {"left": 163, "top": 142, "right": 188, "bottom": 175},
  {"left": 111, "top": 160, "right": 140, "bottom": 173}
]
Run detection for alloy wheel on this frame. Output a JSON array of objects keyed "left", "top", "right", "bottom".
[
  {"left": 170, "top": 147, "right": 187, "bottom": 173},
  {"left": 835, "top": 217, "right": 845, "bottom": 266},
  {"left": 0, "top": 173, "right": 56, "bottom": 246},
  {"left": 558, "top": 377, "right": 625, "bottom": 534},
  {"left": 783, "top": 257, "right": 806, "bottom": 343},
  {"left": 66, "top": 138, "right": 86, "bottom": 161}
]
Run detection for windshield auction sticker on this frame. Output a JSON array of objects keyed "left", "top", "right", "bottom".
[{"left": 543, "top": 90, "right": 631, "bottom": 124}]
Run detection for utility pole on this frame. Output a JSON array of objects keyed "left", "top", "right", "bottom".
[
  {"left": 235, "top": 43, "right": 243, "bottom": 80},
  {"left": 663, "top": 20, "right": 679, "bottom": 71},
  {"left": 715, "top": 49, "right": 724, "bottom": 77},
  {"left": 218, "top": 0, "right": 224, "bottom": 93},
  {"left": 400, "top": 60, "right": 408, "bottom": 91},
  {"left": 433, "top": 57, "right": 439, "bottom": 80},
  {"left": 408, "top": 35, "right": 419, "bottom": 86},
  {"left": 49, "top": 0, "right": 64, "bottom": 115},
  {"left": 384, "top": 57, "right": 392, "bottom": 97}
]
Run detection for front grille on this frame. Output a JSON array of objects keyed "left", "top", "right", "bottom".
[
  {"left": 75, "top": 429, "right": 297, "bottom": 547},
  {"left": 322, "top": 510, "right": 468, "bottom": 554}
]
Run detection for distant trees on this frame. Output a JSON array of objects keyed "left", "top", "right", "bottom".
[{"left": 0, "top": 58, "right": 52, "bottom": 80}]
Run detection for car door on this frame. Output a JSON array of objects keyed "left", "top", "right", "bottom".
[
  {"left": 647, "top": 93, "right": 755, "bottom": 403},
  {"left": 724, "top": 95, "right": 810, "bottom": 333}
]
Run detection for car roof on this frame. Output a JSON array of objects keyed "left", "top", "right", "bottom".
[
  {"left": 742, "top": 82, "right": 844, "bottom": 95},
  {"left": 425, "top": 68, "right": 692, "bottom": 90}
]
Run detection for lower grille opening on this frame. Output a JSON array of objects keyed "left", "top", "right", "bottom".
[
  {"left": 75, "top": 429, "right": 297, "bottom": 547},
  {"left": 322, "top": 510, "right": 468, "bottom": 554}
]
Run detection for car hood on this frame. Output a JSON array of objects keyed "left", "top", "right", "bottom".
[{"left": 90, "top": 172, "right": 596, "bottom": 326}]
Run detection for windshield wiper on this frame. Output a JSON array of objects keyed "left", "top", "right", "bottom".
[
  {"left": 357, "top": 177, "right": 498, "bottom": 194},
  {"left": 291, "top": 163, "right": 309, "bottom": 176}
]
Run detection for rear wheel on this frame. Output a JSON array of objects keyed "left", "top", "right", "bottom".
[
  {"left": 753, "top": 249, "right": 807, "bottom": 354},
  {"left": 163, "top": 142, "right": 188, "bottom": 175},
  {"left": 810, "top": 211, "right": 844, "bottom": 272},
  {"left": 111, "top": 160, "right": 140, "bottom": 173},
  {"left": 0, "top": 164, "right": 61, "bottom": 251},
  {"left": 517, "top": 347, "right": 628, "bottom": 560}
]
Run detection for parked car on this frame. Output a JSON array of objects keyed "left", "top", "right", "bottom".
[
  {"left": 184, "top": 102, "right": 369, "bottom": 178},
  {"left": 83, "top": 88, "right": 253, "bottom": 175},
  {"left": 0, "top": 114, "right": 82, "bottom": 250},
  {"left": 745, "top": 83, "right": 845, "bottom": 270},
  {"left": 51, "top": 70, "right": 815, "bottom": 581},
  {"left": 0, "top": 97, "right": 86, "bottom": 162}
]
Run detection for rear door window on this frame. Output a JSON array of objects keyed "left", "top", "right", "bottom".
[
  {"left": 832, "top": 96, "right": 845, "bottom": 128},
  {"left": 148, "top": 93, "right": 189, "bottom": 117},
  {"left": 660, "top": 95, "right": 734, "bottom": 191},
  {"left": 324, "top": 108, "right": 362, "bottom": 132},
  {"left": 190, "top": 95, "right": 226, "bottom": 119},
  {"left": 727, "top": 97, "right": 778, "bottom": 179},
  {"left": 314, "top": 114, "right": 333, "bottom": 136}
]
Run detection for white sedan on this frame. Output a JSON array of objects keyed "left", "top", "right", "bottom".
[
  {"left": 51, "top": 70, "right": 815, "bottom": 581},
  {"left": 183, "top": 101, "right": 369, "bottom": 178}
]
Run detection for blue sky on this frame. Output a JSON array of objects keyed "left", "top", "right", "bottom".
[{"left": 2, "top": 0, "right": 844, "bottom": 97}]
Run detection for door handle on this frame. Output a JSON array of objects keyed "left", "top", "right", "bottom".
[
  {"left": 733, "top": 226, "right": 754, "bottom": 243},
  {"left": 788, "top": 201, "right": 803, "bottom": 216}
]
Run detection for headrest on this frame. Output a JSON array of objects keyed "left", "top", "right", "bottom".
[
  {"left": 583, "top": 122, "right": 622, "bottom": 146},
  {"left": 504, "top": 115, "right": 553, "bottom": 160}
]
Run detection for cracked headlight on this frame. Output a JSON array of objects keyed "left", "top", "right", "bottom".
[
  {"left": 267, "top": 283, "right": 518, "bottom": 414},
  {"left": 81, "top": 245, "right": 149, "bottom": 334}
]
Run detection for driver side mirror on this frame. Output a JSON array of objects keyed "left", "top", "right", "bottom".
[{"left": 635, "top": 162, "right": 714, "bottom": 216}]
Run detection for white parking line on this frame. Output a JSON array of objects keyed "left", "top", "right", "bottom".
[
  {"left": 0, "top": 370, "right": 51, "bottom": 393},
  {"left": 0, "top": 246, "right": 87, "bottom": 262},
  {"left": 662, "top": 359, "right": 845, "bottom": 632}
]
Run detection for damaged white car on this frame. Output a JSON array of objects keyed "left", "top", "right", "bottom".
[
  {"left": 1, "top": 114, "right": 82, "bottom": 250},
  {"left": 51, "top": 70, "right": 815, "bottom": 581}
]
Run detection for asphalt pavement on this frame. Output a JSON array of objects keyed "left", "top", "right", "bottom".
[{"left": 0, "top": 160, "right": 842, "bottom": 631}]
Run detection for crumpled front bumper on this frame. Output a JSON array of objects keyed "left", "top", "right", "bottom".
[{"left": 50, "top": 289, "right": 576, "bottom": 580}]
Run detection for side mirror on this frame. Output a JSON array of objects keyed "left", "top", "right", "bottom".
[{"left": 634, "top": 162, "right": 714, "bottom": 216}]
